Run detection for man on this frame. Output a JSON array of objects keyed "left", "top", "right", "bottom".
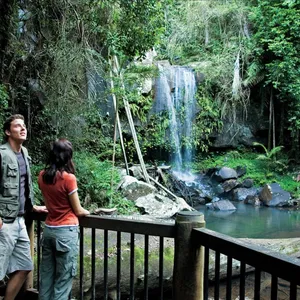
[{"left": 0, "top": 114, "right": 47, "bottom": 300}]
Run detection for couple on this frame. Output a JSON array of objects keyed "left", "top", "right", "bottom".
[{"left": 0, "top": 114, "right": 89, "bottom": 300}]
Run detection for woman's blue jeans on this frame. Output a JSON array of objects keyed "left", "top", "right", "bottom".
[{"left": 39, "top": 226, "right": 79, "bottom": 300}]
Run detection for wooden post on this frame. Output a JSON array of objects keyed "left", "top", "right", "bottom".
[{"left": 173, "top": 211, "right": 205, "bottom": 300}]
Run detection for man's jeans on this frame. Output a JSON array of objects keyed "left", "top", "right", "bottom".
[{"left": 39, "top": 226, "right": 79, "bottom": 300}]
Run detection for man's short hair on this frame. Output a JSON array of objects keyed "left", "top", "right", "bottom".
[{"left": 3, "top": 114, "right": 25, "bottom": 141}]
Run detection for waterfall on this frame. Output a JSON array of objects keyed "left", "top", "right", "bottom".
[
  {"left": 153, "top": 64, "right": 197, "bottom": 171},
  {"left": 232, "top": 51, "right": 240, "bottom": 99}
]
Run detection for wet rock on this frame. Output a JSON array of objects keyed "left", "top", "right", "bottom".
[
  {"left": 242, "top": 178, "right": 254, "bottom": 188},
  {"left": 206, "top": 200, "right": 236, "bottom": 211},
  {"left": 222, "top": 179, "right": 239, "bottom": 192},
  {"left": 259, "top": 183, "right": 291, "bottom": 207},
  {"left": 244, "top": 195, "right": 261, "bottom": 206},
  {"left": 216, "top": 167, "right": 238, "bottom": 181},
  {"left": 232, "top": 187, "right": 258, "bottom": 201},
  {"left": 214, "top": 184, "right": 225, "bottom": 195}
]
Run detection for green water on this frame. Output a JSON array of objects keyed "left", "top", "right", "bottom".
[{"left": 197, "top": 202, "right": 300, "bottom": 238}]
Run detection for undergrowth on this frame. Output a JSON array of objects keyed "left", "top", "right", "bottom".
[
  {"left": 194, "top": 149, "right": 300, "bottom": 199},
  {"left": 31, "top": 151, "right": 138, "bottom": 215}
]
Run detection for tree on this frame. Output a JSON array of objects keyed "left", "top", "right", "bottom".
[{"left": 249, "top": 0, "right": 300, "bottom": 157}]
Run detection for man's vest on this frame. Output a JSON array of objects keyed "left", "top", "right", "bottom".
[{"left": 0, "top": 142, "right": 34, "bottom": 219}]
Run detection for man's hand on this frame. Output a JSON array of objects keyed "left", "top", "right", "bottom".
[
  {"left": 0, "top": 217, "right": 2, "bottom": 230},
  {"left": 32, "top": 205, "right": 48, "bottom": 213}
]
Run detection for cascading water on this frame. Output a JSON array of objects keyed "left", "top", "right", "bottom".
[{"left": 153, "top": 64, "right": 197, "bottom": 174}]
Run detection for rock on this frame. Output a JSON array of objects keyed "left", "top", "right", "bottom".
[
  {"left": 206, "top": 200, "right": 236, "bottom": 211},
  {"left": 236, "top": 166, "right": 247, "bottom": 177},
  {"left": 244, "top": 195, "right": 261, "bottom": 206},
  {"left": 135, "top": 194, "right": 192, "bottom": 218},
  {"left": 214, "top": 184, "right": 224, "bottom": 195},
  {"left": 259, "top": 183, "right": 291, "bottom": 207},
  {"left": 232, "top": 187, "right": 258, "bottom": 201},
  {"left": 120, "top": 176, "right": 157, "bottom": 201},
  {"left": 222, "top": 179, "right": 239, "bottom": 192},
  {"left": 259, "top": 184, "right": 272, "bottom": 203},
  {"left": 216, "top": 167, "right": 238, "bottom": 181},
  {"left": 128, "top": 165, "right": 144, "bottom": 180},
  {"left": 242, "top": 178, "right": 254, "bottom": 188}
]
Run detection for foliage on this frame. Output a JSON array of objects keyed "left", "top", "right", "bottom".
[
  {"left": 31, "top": 152, "right": 137, "bottom": 214},
  {"left": 253, "top": 142, "right": 283, "bottom": 160},
  {"left": 158, "top": 0, "right": 252, "bottom": 126},
  {"left": 0, "top": 84, "right": 8, "bottom": 132},
  {"left": 194, "top": 149, "right": 294, "bottom": 193},
  {"left": 249, "top": 0, "right": 300, "bottom": 152},
  {"left": 193, "top": 87, "right": 223, "bottom": 152},
  {"left": 253, "top": 142, "right": 287, "bottom": 173}
]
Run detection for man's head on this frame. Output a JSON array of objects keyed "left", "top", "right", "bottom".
[{"left": 3, "top": 114, "right": 27, "bottom": 143}]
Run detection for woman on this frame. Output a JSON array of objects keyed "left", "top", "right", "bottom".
[{"left": 38, "top": 139, "right": 89, "bottom": 300}]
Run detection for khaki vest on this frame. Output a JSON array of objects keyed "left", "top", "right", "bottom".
[{"left": 0, "top": 142, "right": 34, "bottom": 219}]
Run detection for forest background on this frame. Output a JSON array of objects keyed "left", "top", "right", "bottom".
[{"left": 1, "top": 0, "right": 300, "bottom": 211}]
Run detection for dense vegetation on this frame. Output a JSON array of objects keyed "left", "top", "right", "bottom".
[{"left": 1, "top": 0, "right": 300, "bottom": 206}]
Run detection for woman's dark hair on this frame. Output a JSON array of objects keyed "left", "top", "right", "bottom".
[{"left": 42, "top": 138, "right": 75, "bottom": 184}]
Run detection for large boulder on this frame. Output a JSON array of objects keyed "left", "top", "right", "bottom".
[
  {"left": 259, "top": 183, "right": 291, "bottom": 207},
  {"left": 215, "top": 167, "right": 238, "bottom": 181},
  {"left": 119, "top": 176, "right": 157, "bottom": 201},
  {"left": 135, "top": 194, "right": 193, "bottom": 218}
]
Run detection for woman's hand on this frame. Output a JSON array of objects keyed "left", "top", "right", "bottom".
[{"left": 33, "top": 205, "right": 48, "bottom": 213}]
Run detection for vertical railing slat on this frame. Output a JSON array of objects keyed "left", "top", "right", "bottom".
[
  {"left": 130, "top": 233, "right": 135, "bottom": 300},
  {"left": 240, "top": 261, "right": 246, "bottom": 299},
  {"left": 204, "top": 247, "right": 209, "bottom": 300},
  {"left": 104, "top": 229, "right": 108, "bottom": 300},
  {"left": 144, "top": 235, "right": 149, "bottom": 300},
  {"left": 91, "top": 228, "right": 96, "bottom": 300},
  {"left": 79, "top": 226, "right": 84, "bottom": 300},
  {"left": 271, "top": 275, "right": 277, "bottom": 299},
  {"left": 290, "top": 281, "right": 297, "bottom": 300},
  {"left": 214, "top": 251, "right": 220, "bottom": 300},
  {"left": 254, "top": 268, "right": 261, "bottom": 300},
  {"left": 116, "top": 231, "right": 121, "bottom": 300},
  {"left": 159, "top": 236, "right": 164, "bottom": 300},
  {"left": 36, "top": 220, "right": 41, "bottom": 291},
  {"left": 226, "top": 255, "right": 232, "bottom": 300}
]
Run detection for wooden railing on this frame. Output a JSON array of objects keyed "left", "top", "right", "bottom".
[{"left": 4, "top": 211, "right": 299, "bottom": 299}]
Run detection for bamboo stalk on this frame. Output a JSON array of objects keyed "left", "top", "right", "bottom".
[
  {"left": 113, "top": 55, "right": 150, "bottom": 183},
  {"left": 108, "top": 57, "right": 129, "bottom": 176},
  {"left": 148, "top": 176, "right": 178, "bottom": 200}
]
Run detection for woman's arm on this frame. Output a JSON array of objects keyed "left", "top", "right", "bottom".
[{"left": 69, "top": 191, "right": 90, "bottom": 217}]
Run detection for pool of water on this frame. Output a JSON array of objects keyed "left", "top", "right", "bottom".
[{"left": 196, "top": 202, "right": 300, "bottom": 238}]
